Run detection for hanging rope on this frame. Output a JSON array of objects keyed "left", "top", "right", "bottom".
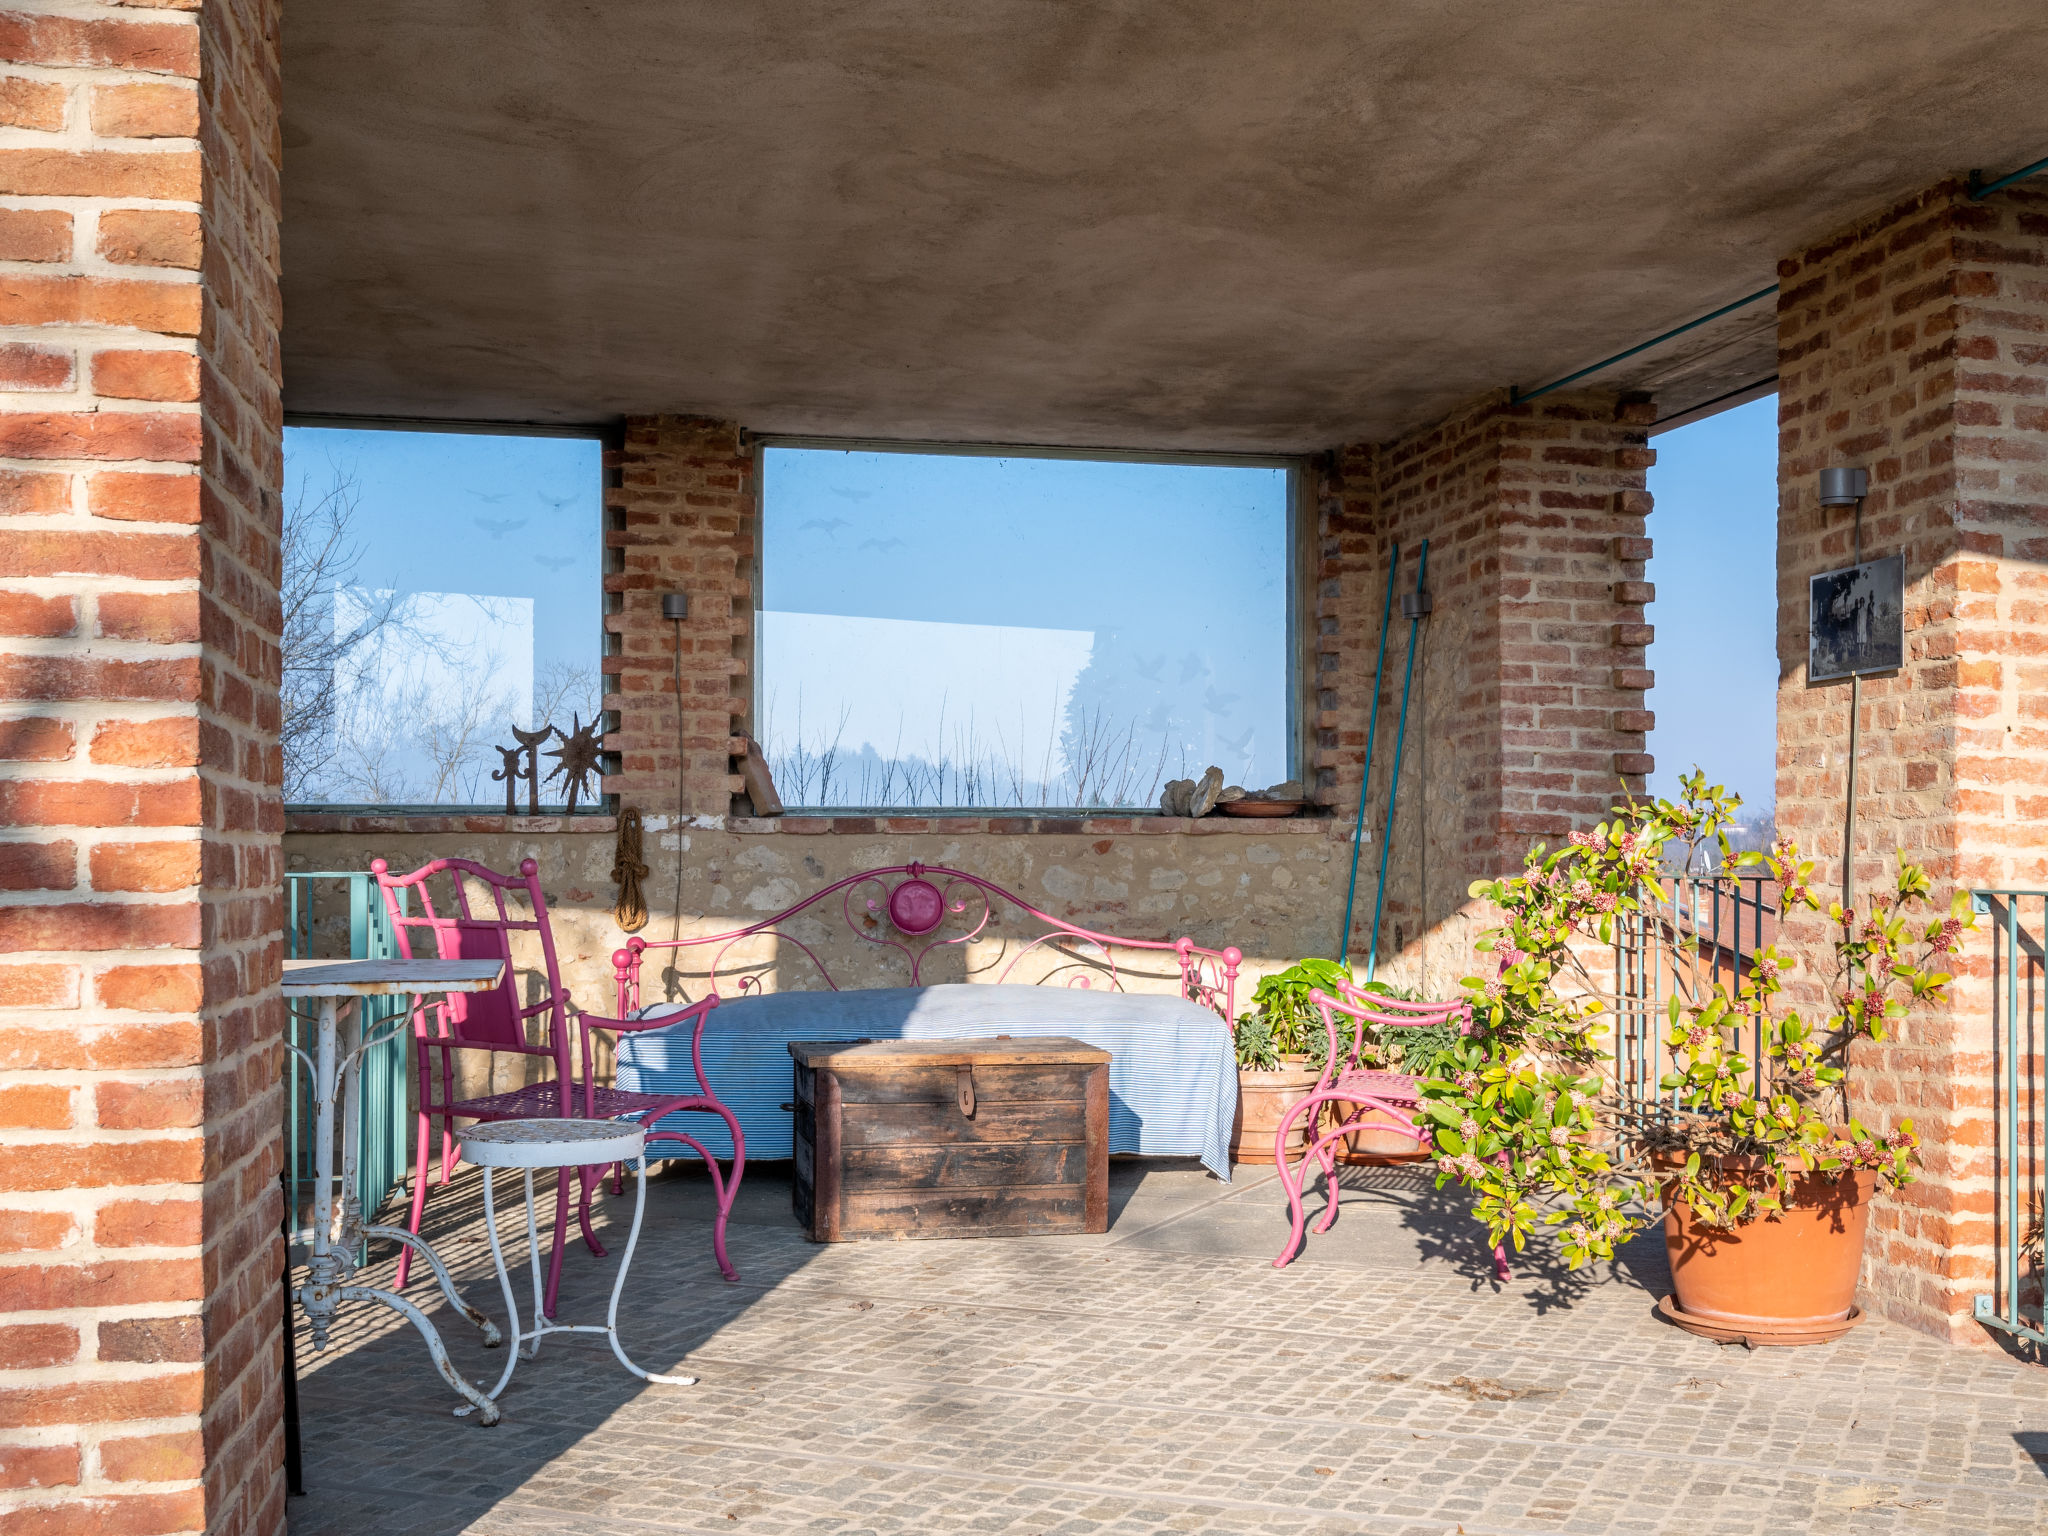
[{"left": 611, "top": 806, "right": 650, "bottom": 934}]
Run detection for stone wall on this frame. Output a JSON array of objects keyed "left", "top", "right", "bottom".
[
  {"left": 1775, "top": 176, "right": 2048, "bottom": 1342},
  {"left": 0, "top": 1, "right": 284, "bottom": 1530},
  {"left": 285, "top": 815, "right": 1351, "bottom": 1099}
]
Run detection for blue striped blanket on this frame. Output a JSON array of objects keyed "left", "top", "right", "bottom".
[{"left": 613, "top": 983, "right": 1238, "bottom": 1180}]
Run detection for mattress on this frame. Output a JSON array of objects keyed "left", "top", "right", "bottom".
[{"left": 614, "top": 982, "right": 1238, "bottom": 1180}]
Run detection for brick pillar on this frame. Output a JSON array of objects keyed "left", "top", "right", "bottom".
[
  {"left": 1776, "top": 176, "right": 2048, "bottom": 1342},
  {"left": 604, "top": 418, "right": 755, "bottom": 819},
  {"left": 0, "top": 1, "right": 284, "bottom": 1529},
  {"left": 1317, "top": 390, "right": 1655, "bottom": 991}
]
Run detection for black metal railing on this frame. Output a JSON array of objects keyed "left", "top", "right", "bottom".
[{"left": 1611, "top": 874, "right": 1777, "bottom": 1111}]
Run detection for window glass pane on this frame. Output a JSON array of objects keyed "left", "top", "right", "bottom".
[
  {"left": 761, "top": 448, "right": 1292, "bottom": 810},
  {"left": 282, "top": 426, "right": 603, "bottom": 808}
]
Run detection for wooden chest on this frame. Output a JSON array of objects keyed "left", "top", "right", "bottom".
[{"left": 789, "top": 1037, "right": 1110, "bottom": 1241}]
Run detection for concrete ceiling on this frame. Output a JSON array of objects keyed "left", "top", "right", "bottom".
[{"left": 282, "top": 2, "right": 2048, "bottom": 452}]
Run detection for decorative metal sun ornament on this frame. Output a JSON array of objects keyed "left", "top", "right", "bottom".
[{"left": 543, "top": 715, "right": 606, "bottom": 814}]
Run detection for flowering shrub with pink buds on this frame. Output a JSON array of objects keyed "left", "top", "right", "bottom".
[{"left": 1419, "top": 770, "right": 1973, "bottom": 1270}]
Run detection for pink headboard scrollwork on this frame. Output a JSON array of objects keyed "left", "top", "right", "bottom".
[{"left": 612, "top": 862, "right": 1242, "bottom": 1024}]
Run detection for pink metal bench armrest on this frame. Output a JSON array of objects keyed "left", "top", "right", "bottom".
[
  {"left": 579, "top": 1008, "right": 711, "bottom": 1035},
  {"left": 575, "top": 995, "right": 724, "bottom": 1110}
]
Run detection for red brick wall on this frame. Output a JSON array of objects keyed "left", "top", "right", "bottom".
[
  {"left": 0, "top": 1, "right": 284, "bottom": 1528},
  {"left": 1776, "top": 177, "right": 2048, "bottom": 1342},
  {"left": 604, "top": 418, "right": 754, "bottom": 820},
  {"left": 1315, "top": 390, "right": 1654, "bottom": 990}
]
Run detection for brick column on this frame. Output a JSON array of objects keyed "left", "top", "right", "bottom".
[
  {"left": 1316, "top": 390, "right": 1655, "bottom": 991},
  {"left": 0, "top": 1, "right": 284, "bottom": 1529},
  {"left": 1776, "top": 177, "right": 2048, "bottom": 1342},
  {"left": 604, "top": 417, "right": 754, "bottom": 820}
]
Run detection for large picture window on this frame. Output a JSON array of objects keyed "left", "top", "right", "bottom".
[
  {"left": 282, "top": 425, "right": 603, "bottom": 810},
  {"left": 759, "top": 445, "right": 1296, "bottom": 811}
]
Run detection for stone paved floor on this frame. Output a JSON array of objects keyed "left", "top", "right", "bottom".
[{"left": 287, "top": 1157, "right": 2048, "bottom": 1535}]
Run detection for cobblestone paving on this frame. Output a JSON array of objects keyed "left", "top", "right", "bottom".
[{"left": 287, "top": 1161, "right": 2048, "bottom": 1535}]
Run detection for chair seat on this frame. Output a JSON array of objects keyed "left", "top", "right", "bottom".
[
  {"left": 444, "top": 1080, "right": 728, "bottom": 1125},
  {"left": 1325, "top": 1069, "right": 1422, "bottom": 1107},
  {"left": 445, "top": 1082, "right": 578, "bottom": 1120}
]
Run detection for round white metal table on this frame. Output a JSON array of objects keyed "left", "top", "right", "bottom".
[
  {"left": 456, "top": 1118, "right": 696, "bottom": 1416},
  {"left": 281, "top": 957, "right": 511, "bottom": 1425}
]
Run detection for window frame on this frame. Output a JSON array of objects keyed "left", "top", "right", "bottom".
[
  {"left": 751, "top": 434, "right": 1310, "bottom": 816},
  {"left": 278, "top": 412, "right": 616, "bottom": 816}
]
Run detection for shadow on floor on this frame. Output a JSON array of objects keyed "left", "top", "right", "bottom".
[
  {"left": 289, "top": 1153, "right": 1674, "bottom": 1534},
  {"left": 1106, "top": 1156, "right": 1669, "bottom": 1314}
]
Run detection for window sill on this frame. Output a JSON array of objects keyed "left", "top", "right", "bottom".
[
  {"left": 283, "top": 810, "right": 1336, "bottom": 838},
  {"left": 285, "top": 812, "right": 618, "bottom": 835},
  {"left": 728, "top": 813, "right": 1334, "bottom": 836}
]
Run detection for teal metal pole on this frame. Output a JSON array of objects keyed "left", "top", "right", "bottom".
[
  {"left": 1971, "top": 155, "right": 2048, "bottom": 200},
  {"left": 1366, "top": 540, "right": 1429, "bottom": 982},
  {"left": 1514, "top": 285, "right": 1778, "bottom": 403},
  {"left": 1336, "top": 546, "right": 1402, "bottom": 965},
  {"left": 2005, "top": 895, "right": 2019, "bottom": 1330}
]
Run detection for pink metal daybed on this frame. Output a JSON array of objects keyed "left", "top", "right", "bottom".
[{"left": 607, "top": 862, "right": 1247, "bottom": 1179}]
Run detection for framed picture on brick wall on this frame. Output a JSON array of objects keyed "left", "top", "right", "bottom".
[{"left": 1808, "top": 553, "right": 1904, "bottom": 682}]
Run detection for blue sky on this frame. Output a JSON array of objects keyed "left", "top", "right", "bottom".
[
  {"left": 1643, "top": 395, "right": 1779, "bottom": 812},
  {"left": 282, "top": 426, "right": 602, "bottom": 805},
  {"left": 762, "top": 448, "right": 1291, "bottom": 803},
  {"left": 285, "top": 426, "right": 602, "bottom": 675},
  {"left": 281, "top": 414, "right": 1779, "bottom": 816}
]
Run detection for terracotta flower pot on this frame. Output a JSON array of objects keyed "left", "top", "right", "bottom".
[
  {"left": 1656, "top": 1152, "right": 1874, "bottom": 1346},
  {"left": 1230, "top": 1060, "right": 1321, "bottom": 1164}
]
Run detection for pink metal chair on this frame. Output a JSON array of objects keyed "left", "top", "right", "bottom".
[
  {"left": 1271, "top": 979, "right": 1510, "bottom": 1281},
  {"left": 373, "top": 856, "right": 745, "bottom": 1317}
]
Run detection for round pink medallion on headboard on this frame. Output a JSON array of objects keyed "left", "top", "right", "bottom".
[{"left": 887, "top": 877, "right": 946, "bottom": 936}]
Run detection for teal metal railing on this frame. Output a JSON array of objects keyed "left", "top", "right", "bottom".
[
  {"left": 1973, "top": 889, "right": 2044, "bottom": 1348},
  {"left": 284, "top": 872, "right": 412, "bottom": 1236}
]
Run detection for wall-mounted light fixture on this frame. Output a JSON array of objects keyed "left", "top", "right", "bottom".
[
  {"left": 660, "top": 592, "right": 689, "bottom": 621},
  {"left": 1817, "top": 466, "right": 1868, "bottom": 507}
]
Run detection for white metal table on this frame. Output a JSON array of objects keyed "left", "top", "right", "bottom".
[
  {"left": 457, "top": 1118, "right": 696, "bottom": 1415},
  {"left": 282, "top": 957, "right": 511, "bottom": 1425}
]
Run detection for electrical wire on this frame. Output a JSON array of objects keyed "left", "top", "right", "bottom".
[
  {"left": 1841, "top": 503, "right": 1863, "bottom": 915},
  {"left": 671, "top": 616, "right": 686, "bottom": 953}
]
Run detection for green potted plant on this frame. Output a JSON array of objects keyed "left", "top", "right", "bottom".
[
  {"left": 1230, "top": 962, "right": 1467, "bottom": 1163},
  {"left": 1230, "top": 958, "right": 1347, "bottom": 1163},
  {"left": 1420, "top": 771, "right": 1973, "bottom": 1344}
]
